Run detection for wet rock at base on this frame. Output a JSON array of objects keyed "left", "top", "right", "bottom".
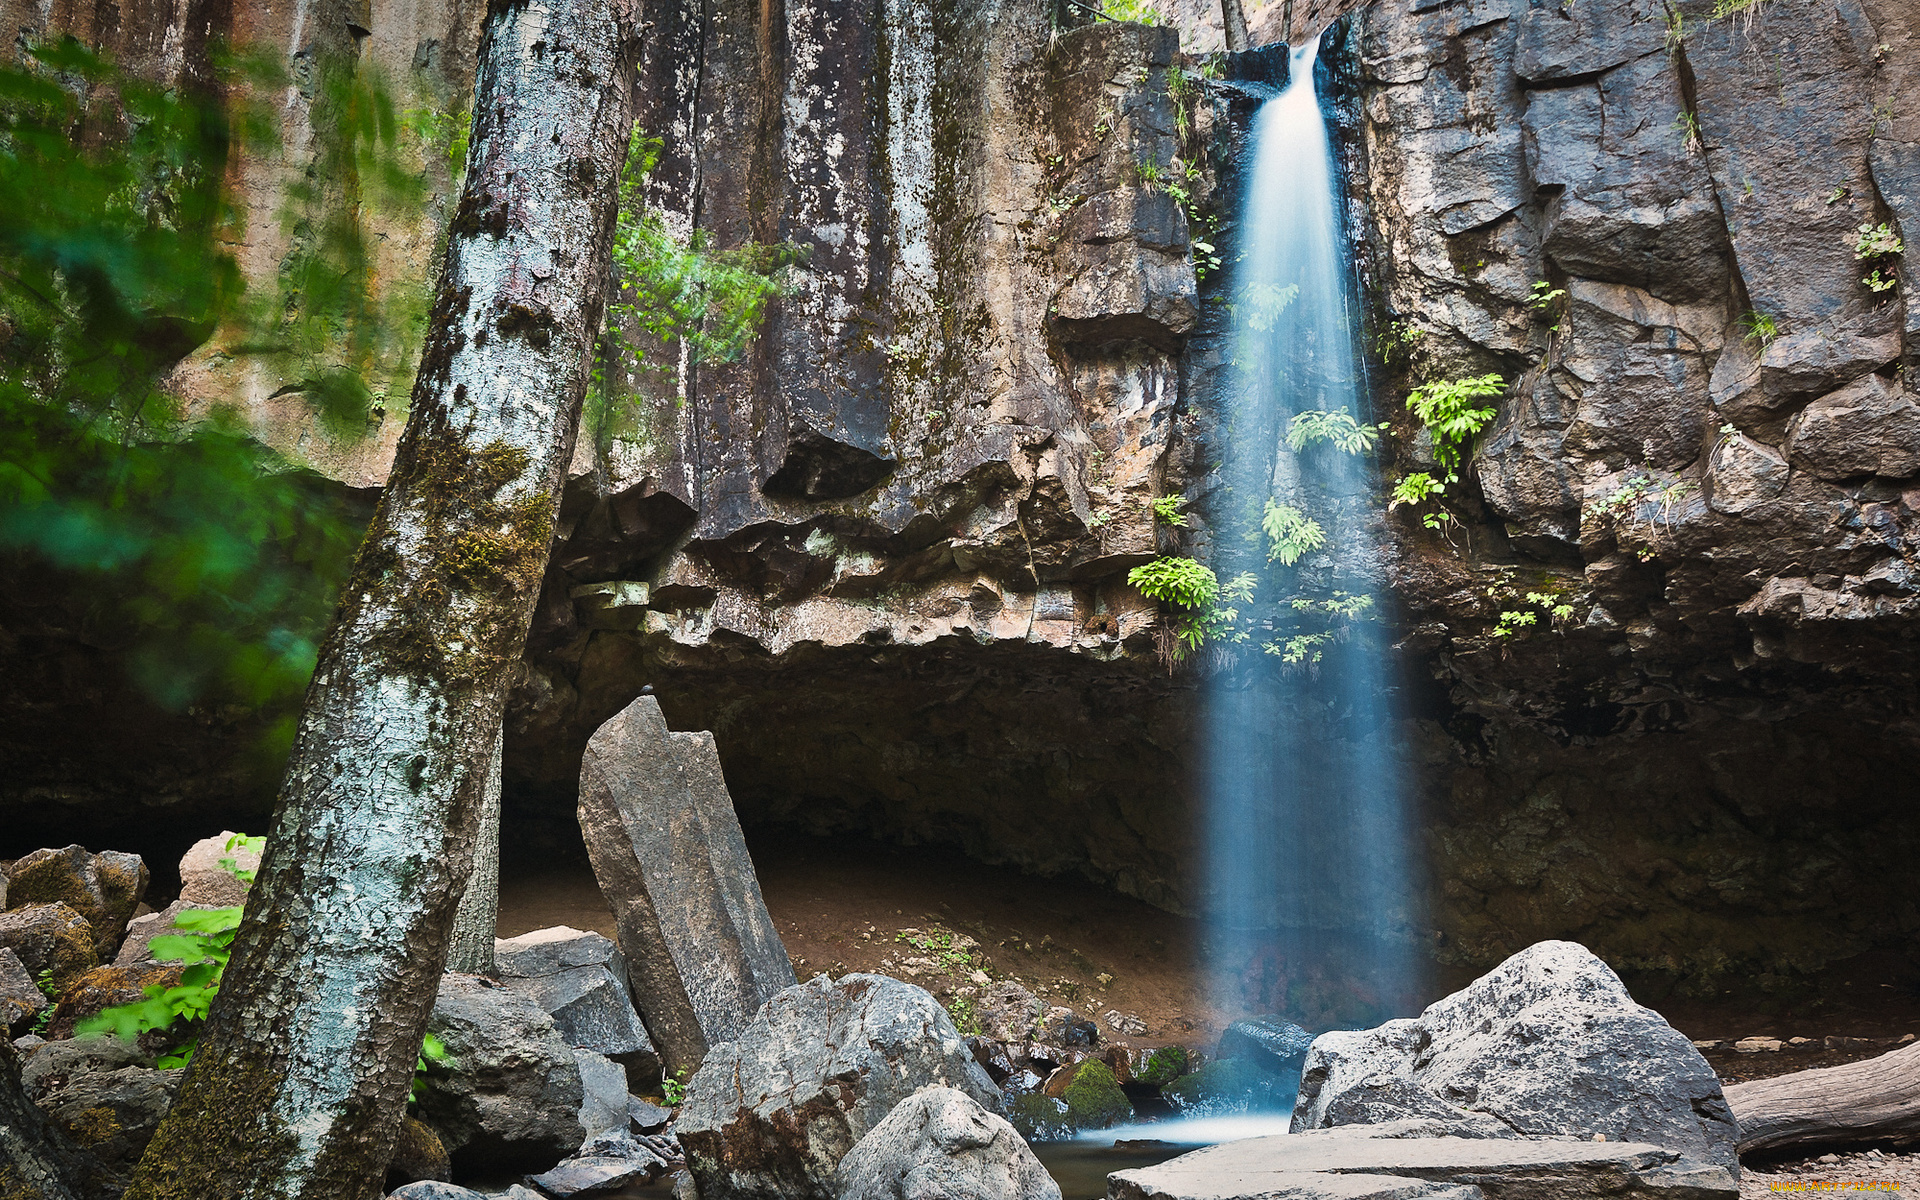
[
  {"left": 1217, "top": 1016, "right": 1315, "bottom": 1078},
  {"left": 3, "top": 847, "right": 147, "bottom": 961},
  {"left": 174, "top": 831, "right": 258, "bottom": 908},
  {"left": 1043, "top": 1060, "right": 1131, "bottom": 1130},
  {"left": 0, "top": 904, "right": 98, "bottom": 994},
  {"left": 1291, "top": 941, "right": 1738, "bottom": 1171},
  {"left": 1, "top": 947, "right": 46, "bottom": 1034},
  {"left": 497, "top": 926, "right": 661, "bottom": 1092},
  {"left": 387, "top": 1183, "right": 488, "bottom": 1200},
  {"left": 576, "top": 695, "right": 796, "bottom": 1076},
  {"left": 527, "top": 1155, "right": 656, "bottom": 1197},
  {"left": 1108, "top": 1120, "right": 1736, "bottom": 1200},
  {"left": 836, "top": 1087, "right": 1061, "bottom": 1200},
  {"left": 415, "top": 974, "right": 586, "bottom": 1175},
  {"left": 677, "top": 973, "right": 1001, "bottom": 1200},
  {"left": 1163, "top": 1058, "right": 1291, "bottom": 1118}
]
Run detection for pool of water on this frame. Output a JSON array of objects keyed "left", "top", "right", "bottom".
[{"left": 1031, "top": 1116, "right": 1293, "bottom": 1200}]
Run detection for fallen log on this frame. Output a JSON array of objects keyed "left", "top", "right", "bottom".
[{"left": 1726, "top": 1039, "right": 1920, "bottom": 1155}]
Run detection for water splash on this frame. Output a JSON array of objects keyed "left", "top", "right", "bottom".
[{"left": 1200, "top": 35, "right": 1425, "bottom": 1035}]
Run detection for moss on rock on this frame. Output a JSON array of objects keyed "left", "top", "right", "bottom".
[{"left": 1058, "top": 1060, "right": 1131, "bottom": 1130}]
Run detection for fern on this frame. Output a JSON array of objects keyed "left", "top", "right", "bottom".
[{"left": 1262, "top": 500, "right": 1326, "bottom": 566}]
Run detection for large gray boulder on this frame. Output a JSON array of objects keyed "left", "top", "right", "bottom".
[
  {"left": 577, "top": 695, "right": 796, "bottom": 1075},
  {"left": 414, "top": 974, "right": 586, "bottom": 1174},
  {"left": 1, "top": 947, "right": 45, "bottom": 1033},
  {"left": 1109, "top": 1119, "right": 1737, "bottom": 1200},
  {"left": 836, "top": 1088, "right": 1059, "bottom": 1200},
  {"left": 496, "top": 926, "right": 661, "bottom": 1091},
  {"left": 1291, "top": 941, "right": 1738, "bottom": 1172},
  {"left": 677, "top": 973, "right": 1002, "bottom": 1200}
]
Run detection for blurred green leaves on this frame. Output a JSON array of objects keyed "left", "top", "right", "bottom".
[{"left": 0, "top": 37, "right": 426, "bottom": 729}]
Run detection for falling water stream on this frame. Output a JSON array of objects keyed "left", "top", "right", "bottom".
[{"left": 1037, "top": 33, "right": 1425, "bottom": 1191}]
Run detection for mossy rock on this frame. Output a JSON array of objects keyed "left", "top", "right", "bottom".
[
  {"left": 387, "top": 1115, "right": 451, "bottom": 1186},
  {"left": 1006, "top": 1092, "right": 1073, "bottom": 1142},
  {"left": 1057, "top": 1060, "right": 1132, "bottom": 1130},
  {"left": 1162, "top": 1057, "right": 1293, "bottom": 1116},
  {"left": 1136, "top": 1044, "right": 1190, "bottom": 1086},
  {"left": 45, "top": 963, "right": 184, "bottom": 1041},
  {"left": 0, "top": 903, "right": 99, "bottom": 993}
]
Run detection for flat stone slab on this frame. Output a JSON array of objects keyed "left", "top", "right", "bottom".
[{"left": 1107, "top": 1122, "right": 1738, "bottom": 1200}]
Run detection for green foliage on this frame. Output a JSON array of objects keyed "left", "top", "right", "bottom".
[
  {"left": 1405, "top": 374, "right": 1503, "bottom": 475},
  {"left": 410, "top": 1032, "right": 451, "bottom": 1105},
  {"left": 1671, "top": 109, "right": 1703, "bottom": 153},
  {"left": 1852, "top": 221, "right": 1904, "bottom": 293},
  {"left": 1286, "top": 408, "right": 1384, "bottom": 455},
  {"left": 1262, "top": 499, "right": 1326, "bottom": 566},
  {"left": 1137, "top": 1045, "right": 1190, "bottom": 1086},
  {"left": 1711, "top": 0, "right": 1769, "bottom": 19},
  {"left": 661, "top": 1068, "right": 691, "bottom": 1107},
  {"left": 944, "top": 995, "right": 980, "bottom": 1037},
  {"left": 1101, "top": 0, "right": 1166, "bottom": 22},
  {"left": 0, "top": 40, "right": 368, "bottom": 721},
  {"left": 1375, "top": 320, "right": 1422, "bottom": 364},
  {"left": 1528, "top": 280, "right": 1568, "bottom": 334},
  {"left": 1739, "top": 309, "right": 1779, "bottom": 346},
  {"left": 1266, "top": 592, "right": 1373, "bottom": 665},
  {"left": 588, "top": 130, "right": 792, "bottom": 451},
  {"left": 1490, "top": 588, "right": 1575, "bottom": 640},
  {"left": 79, "top": 904, "right": 240, "bottom": 1064},
  {"left": 1391, "top": 472, "right": 1444, "bottom": 507},
  {"left": 1150, "top": 493, "right": 1189, "bottom": 527},
  {"left": 29, "top": 968, "right": 56, "bottom": 1035},
  {"left": 1128, "top": 555, "right": 1217, "bottom": 610}
]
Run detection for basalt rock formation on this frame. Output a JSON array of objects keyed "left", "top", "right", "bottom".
[{"left": 0, "top": 0, "right": 1916, "bottom": 996}]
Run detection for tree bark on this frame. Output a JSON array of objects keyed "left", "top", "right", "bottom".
[
  {"left": 1222, "top": 0, "right": 1251, "bottom": 51},
  {"left": 122, "top": 3, "right": 643, "bottom": 1198},
  {"left": 446, "top": 726, "right": 503, "bottom": 975},
  {"left": 1725, "top": 1041, "right": 1920, "bottom": 1154},
  {"left": 0, "top": 1036, "right": 101, "bottom": 1200}
]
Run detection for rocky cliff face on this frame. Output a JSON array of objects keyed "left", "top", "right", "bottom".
[{"left": 2, "top": 0, "right": 1915, "bottom": 993}]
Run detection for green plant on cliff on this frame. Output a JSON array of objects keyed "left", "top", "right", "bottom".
[
  {"left": 1739, "top": 308, "right": 1779, "bottom": 346},
  {"left": 1099, "top": 0, "right": 1167, "bottom": 23},
  {"left": 587, "top": 130, "right": 794, "bottom": 453},
  {"left": 1262, "top": 499, "right": 1326, "bottom": 566},
  {"left": 1405, "top": 373, "right": 1504, "bottom": 475},
  {"left": 1151, "top": 493, "right": 1191, "bottom": 526},
  {"left": 1286, "top": 408, "right": 1385, "bottom": 455},
  {"left": 1852, "top": 221, "right": 1905, "bottom": 293}
]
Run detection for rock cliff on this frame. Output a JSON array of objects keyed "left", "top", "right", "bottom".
[{"left": 1, "top": 0, "right": 1915, "bottom": 993}]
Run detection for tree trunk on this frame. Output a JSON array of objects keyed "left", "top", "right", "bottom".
[
  {"left": 446, "top": 726, "right": 503, "bottom": 975},
  {"left": 1725, "top": 1041, "right": 1920, "bottom": 1154},
  {"left": 0, "top": 1036, "right": 103, "bottom": 1199},
  {"left": 122, "top": 3, "right": 643, "bottom": 1197},
  {"left": 1222, "top": 0, "right": 1251, "bottom": 51}
]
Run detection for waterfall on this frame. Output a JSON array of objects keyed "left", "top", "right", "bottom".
[{"left": 1201, "top": 35, "right": 1425, "bottom": 1035}]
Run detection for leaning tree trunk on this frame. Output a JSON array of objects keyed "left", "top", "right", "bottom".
[
  {"left": 1222, "top": 0, "right": 1251, "bottom": 51},
  {"left": 1726, "top": 1040, "right": 1920, "bottom": 1154},
  {"left": 123, "top": 3, "right": 643, "bottom": 1197},
  {"left": 0, "top": 1036, "right": 101, "bottom": 1200},
  {"left": 446, "top": 726, "right": 503, "bottom": 975}
]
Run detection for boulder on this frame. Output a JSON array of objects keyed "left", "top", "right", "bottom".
[
  {"left": 1784, "top": 373, "right": 1920, "bottom": 480},
  {"left": 1217, "top": 1016, "right": 1315, "bottom": 1077},
  {"left": 627, "top": 1095, "right": 672, "bottom": 1132},
  {"left": 577, "top": 695, "right": 796, "bottom": 1075},
  {"left": 573, "top": 1048, "right": 629, "bottom": 1139},
  {"left": 677, "top": 973, "right": 1001, "bottom": 1200},
  {"left": 19, "top": 1035, "right": 147, "bottom": 1097},
  {"left": 1108, "top": 1120, "right": 1737, "bottom": 1200},
  {"left": 497, "top": 926, "right": 660, "bottom": 1089},
  {"left": 175, "top": 831, "right": 259, "bottom": 908},
  {"left": 0, "top": 904, "right": 99, "bottom": 993},
  {"left": 386, "top": 1115, "right": 451, "bottom": 1187},
  {"left": 527, "top": 1155, "right": 657, "bottom": 1197},
  {"left": 1163, "top": 1059, "right": 1289, "bottom": 1117},
  {"left": 1291, "top": 941, "right": 1738, "bottom": 1171},
  {"left": 3, "top": 847, "right": 148, "bottom": 960},
  {"left": 31, "top": 1059, "right": 181, "bottom": 1189},
  {"left": 387, "top": 1183, "right": 488, "bottom": 1200},
  {"left": 1042, "top": 1060, "right": 1130, "bottom": 1129},
  {"left": 974, "top": 980, "right": 1044, "bottom": 1044},
  {"left": 1005, "top": 1093, "right": 1073, "bottom": 1143},
  {"left": 414, "top": 974, "right": 586, "bottom": 1175},
  {"left": 836, "top": 1088, "right": 1061, "bottom": 1200},
  {"left": 1, "top": 946, "right": 47, "bottom": 1034}
]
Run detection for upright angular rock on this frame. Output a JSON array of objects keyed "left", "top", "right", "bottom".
[
  {"left": 1292, "top": 941, "right": 1738, "bottom": 1172},
  {"left": 577, "top": 695, "right": 795, "bottom": 1075},
  {"left": 836, "top": 1088, "right": 1060, "bottom": 1200},
  {"left": 0, "top": 905, "right": 97, "bottom": 994},
  {"left": 4, "top": 847, "right": 147, "bottom": 960},
  {"left": 1, "top": 948, "right": 46, "bottom": 1034},
  {"left": 677, "top": 974, "right": 1002, "bottom": 1200},
  {"left": 174, "top": 831, "right": 258, "bottom": 908}
]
